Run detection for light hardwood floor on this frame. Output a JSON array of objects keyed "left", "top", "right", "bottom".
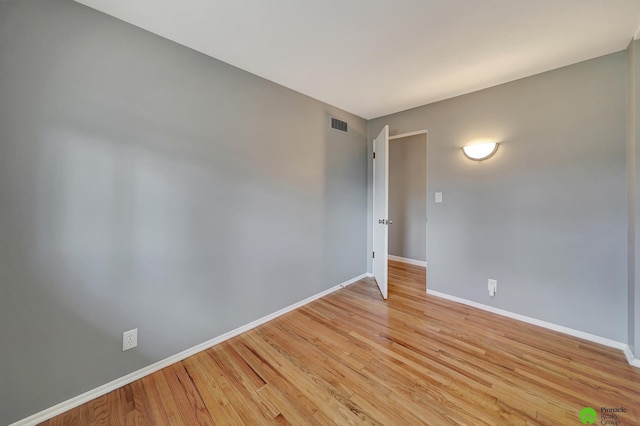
[{"left": 41, "top": 260, "right": 640, "bottom": 425}]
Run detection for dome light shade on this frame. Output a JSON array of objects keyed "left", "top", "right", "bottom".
[{"left": 462, "top": 142, "right": 498, "bottom": 160}]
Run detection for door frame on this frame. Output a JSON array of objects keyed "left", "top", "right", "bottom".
[{"left": 380, "top": 129, "right": 428, "bottom": 292}]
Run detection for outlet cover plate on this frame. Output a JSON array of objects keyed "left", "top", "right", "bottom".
[
  {"left": 488, "top": 279, "right": 497, "bottom": 296},
  {"left": 123, "top": 328, "right": 138, "bottom": 351}
]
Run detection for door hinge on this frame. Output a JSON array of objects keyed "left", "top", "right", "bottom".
[
  {"left": 372, "top": 251, "right": 375, "bottom": 258},
  {"left": 373, "top": 152, "right": 376, "bottom": 159}
]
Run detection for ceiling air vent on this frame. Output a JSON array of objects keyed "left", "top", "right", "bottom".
[{"left": 331, "top": 117, "right": 348, "bottom": 133}]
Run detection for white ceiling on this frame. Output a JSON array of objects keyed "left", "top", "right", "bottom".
[{"left": 75, "top": 0, "right": 640, "bottom": 119}]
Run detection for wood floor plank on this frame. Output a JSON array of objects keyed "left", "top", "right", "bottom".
[
  {"left": 162, "top": 363, "right": 214, "bottom": 424},
  {"left": 91, "top": 394, "right": 110, "bottom": 426},
  {"left": 229, "top": 338, "right": 320, "bottom": 423},
  {"left": 40, "top": 262, "right": 640, "bottom": 425},
  {"left": 201, "top": 347, "right": 270, "bottom": 424},
  {"left": 105, "top": 388, "right": 125, "bottom": 426},
  {"left": 140, "top": 372, "right": 182, "bottom": 425},
  {"left": 180, "top": 353, "right": 241, "bottom": 424},
  {"left": 242, "top": 330, "right": 381, "bottom": 426}
]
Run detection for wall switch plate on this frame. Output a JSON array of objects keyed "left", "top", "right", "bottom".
[
  {"left": 122, "top": 328, "right": 138, "bottom": 351},
  {"left": 488, "top": 279, "right": 497, "bottom": 297},
  {"left": 435, "top": 192, "right": 443, "bottom": 203}
]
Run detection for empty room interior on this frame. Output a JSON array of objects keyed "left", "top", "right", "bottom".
[{"left": 2, "top": 0, "right": 640, "bottom": 424}]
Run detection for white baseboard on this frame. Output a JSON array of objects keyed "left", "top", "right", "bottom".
[
  {"left": 388, "top": 255, "right": 427, "bottom": 267},
  {"left": 426, "top": 289, "right": 639, "bottom": 369},
  {"left": 11, "top": 273, "right": 369, "bottom": 426},
  {"left": 623, "top": 345, "right": 640, "bottom": 367}
]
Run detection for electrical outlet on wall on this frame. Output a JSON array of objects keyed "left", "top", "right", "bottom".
[
  {"left": 122, "top": 328, "right": 138, "bottom": 351},
  {"left": 488, "top": 279, "right": 497, "bottom": 297}
]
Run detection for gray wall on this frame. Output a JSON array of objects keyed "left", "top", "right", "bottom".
[
  {"left": 628, "top": 39, "right": 640, "bottom": 357},
  {"left": 368, "top": 52, "right": 628, "bottom": 343},
  {"left": 0, "top": 1, "right": 367, "bottom": 423},
  {"left": 389, "top": 135, "right": 426, "bottom": 261}
]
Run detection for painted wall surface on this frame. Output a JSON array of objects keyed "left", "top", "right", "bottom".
[
  {"left": 389, "top": 135, "right": 426, "bottom": 261},
  {"left": 368, "top": 52, "right": 628, "bottom": 343},
  {"left": 0, "top": 1, "right": 367, "bottom": 423},
  {"left": 629, "top": 39, "right": 640, "bottom": 357}
]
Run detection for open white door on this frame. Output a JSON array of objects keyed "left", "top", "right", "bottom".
[{"left": 373, "top": 125, "right": 389, "bottom": 299}]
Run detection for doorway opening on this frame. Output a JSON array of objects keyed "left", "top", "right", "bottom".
[
  {"left": 388, "top": 131, "right": 427, "bottom": 296},
  {"left": 372, "top": 128, "right": 427, "bottom": 299}
]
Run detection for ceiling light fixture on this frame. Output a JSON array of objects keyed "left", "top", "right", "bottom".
[{"left": 462, "top": 142, "right": 499, "bottom": 160}]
